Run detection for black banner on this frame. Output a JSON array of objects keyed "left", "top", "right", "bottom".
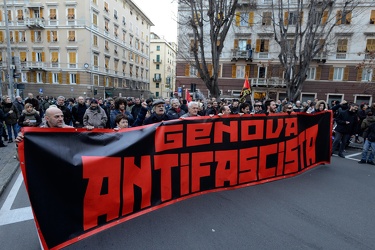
[{"left": 19, "top": 112, "right": 332, "bottom": 249}]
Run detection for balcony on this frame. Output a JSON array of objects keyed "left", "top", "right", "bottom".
[
  {"left": 26, "top": 18, "right": 45, "bottom": 29},
  {"left": 237, "top": 0, "right": 257, "bottom": 8},
  {"left": 336, "top": 53, "right": 347, "bottom": 59},
  {"left": 27, "top": 61, "right": 46, "bottom": 71},
  {"left": 313, "top": 52, "right": 327, "bottom": 63},
  {"left": 251, "top": 77, "right": 286, "bottom": 88},
  {"left": 153, "top": 77, "right": 161, "bottom": 82},
  {"left": 153, "top": 59, "right": 162, "bottom": 64},
  {"left": 231, "top": 49, "right": 252, "bottom": 61}
]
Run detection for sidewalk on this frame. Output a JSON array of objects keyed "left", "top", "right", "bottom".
[{"left": 0, "top": 141, "right": 19, "bottom": 196}]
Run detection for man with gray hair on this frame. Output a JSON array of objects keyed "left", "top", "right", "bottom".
[
  {"left": 56, "top": 95, "right": 72, "bottom": 126},
  {"left": 181, "top": 101, "right": 200, "bottom": 118}
]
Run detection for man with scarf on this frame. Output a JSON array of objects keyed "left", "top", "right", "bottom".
[
  {"left": 167, "top": 98, "right": 186, "bottom": 119},
  {"left": 83, "top": 99, "right": 107, "bottom": 130}
]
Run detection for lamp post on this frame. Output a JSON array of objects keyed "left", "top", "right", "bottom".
[{"left": 3, "top": 0, "right": 15, "bottom": 100}]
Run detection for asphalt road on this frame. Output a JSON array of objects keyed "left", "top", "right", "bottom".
[{"left": 1, "top": 148, "right": 375, "bottom": 250}]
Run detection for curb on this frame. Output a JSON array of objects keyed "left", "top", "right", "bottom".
[{"left": 0, "top": 143, "right": 20, "bottom": 197}]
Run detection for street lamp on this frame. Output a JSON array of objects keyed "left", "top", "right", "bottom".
[{"left": 3, "top": 0, "right": 15, "bottom": 100}]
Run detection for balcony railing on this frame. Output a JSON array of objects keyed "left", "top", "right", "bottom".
[
  {"left": 153, "top": 59, "right": 162, "bottom": 64},
  {"left": 336, "top": 53, "right": 347, "bottom": 59},
  {"left": 153, "top": 77, "right": 161, "bottom": 82},
  {"left": 26, "top": 18, "right": 45, "bottom": 28},
  {"left": 313, "top": 52, "right": 327, "bottom": 62},
  {"left": 231, "top": 49, "right": 252, "bottom": 61},
  {"left": 250, "top": 78, "right": 286, "bottom": 88}
]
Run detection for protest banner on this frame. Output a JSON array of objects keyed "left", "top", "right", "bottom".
[{"left": 18, "top": 111, "right": 332, "bottom": 249}]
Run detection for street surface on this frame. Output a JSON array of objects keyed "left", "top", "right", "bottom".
[{"left": 1, "top": 147, "right": 375, "bottom": 250}]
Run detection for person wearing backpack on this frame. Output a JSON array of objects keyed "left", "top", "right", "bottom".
[{"left": 358, "top": 120, "right": 375, "bottom": 165}]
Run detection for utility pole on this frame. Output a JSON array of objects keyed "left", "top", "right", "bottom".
[{"left": 3, "top": 0, "right": 15, "bottom": 100}]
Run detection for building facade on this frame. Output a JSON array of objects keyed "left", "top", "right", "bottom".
[
  {"left": 149, "top": 32, "right": 177, "bottom": 99},
  {"left": 176, "top": 1, "right": 375, "bottom": 105},
  {"left": 0, "top": 0, "right": 153, "bottom": 99}
]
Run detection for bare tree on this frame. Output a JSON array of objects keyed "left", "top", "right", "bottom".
[
  {"left": 178, "top": 0, "right": 238, "bottom": 98},
  {"left": 271, "top": 0, "right": 359, "bottom": 102},
  {"left": 357, "top": 51, "right": 375, "bottom": 94}
]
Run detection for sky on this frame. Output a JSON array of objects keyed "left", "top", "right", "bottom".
[{"left": 132, "top": 0, "right": 178, "bottom": 43}]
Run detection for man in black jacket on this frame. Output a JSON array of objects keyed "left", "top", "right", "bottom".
[
  {"left": 72, "top": 96, "right": 88, "bottom": 128},
  {"left": 332, "top": 103, "right": 359, "bottom": 158},
  {"left": 56, "top": 96, "right": 72, "bottom": 126}
]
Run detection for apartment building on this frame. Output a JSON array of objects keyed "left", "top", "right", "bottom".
[
  {"left": 0, "top": 0, "right": 153, "bottom": 99},
  {"left": 149, "top": 32, "right": 177, "bottom": 98},
  {"left": 176, "top": 1, "right": 375, "bottom": 105}
]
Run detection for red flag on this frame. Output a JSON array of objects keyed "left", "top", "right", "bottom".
[
  {"left": 239, "top": 74, "right": 251, "bottom": 103},
  {"left": 185, "top": 88, "right": 192, "bottom": 102}
]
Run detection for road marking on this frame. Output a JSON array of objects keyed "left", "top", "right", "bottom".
[
  {"left": 0, "top": 172, "right": 33, "bottom": 226},
  {"left": 346, "top": 152, "right": 361, "bottom": 160}
]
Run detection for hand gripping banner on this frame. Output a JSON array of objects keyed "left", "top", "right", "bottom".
[{"left": 18, "top": 112, "right": 332, "bottom": 249}]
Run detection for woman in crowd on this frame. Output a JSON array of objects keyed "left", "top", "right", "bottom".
[
  {"left": 18, "top": 103, "right": 42, "bottom": 127},
  {"left": 114, "top": 114, "right": 129, "bottom": 130}
]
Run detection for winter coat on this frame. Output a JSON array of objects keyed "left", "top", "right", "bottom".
[
  {"left": 18, "top": 109, "right": 42, "bottom": 127},
  {"left": 83, "top": 106, "right": 107, "bottom": 128},
  {"left": 110, "top": 109, "right": 134, "bottom": 128},
  {"left": 334, "top": 109, "right": 359, "bottom": 135},
  {"left": 361, "top": 115, "right": 375, "bottom": 139},
  {"left": 131, "top": 103, "right": 142, "bottom": 119},
  {"left": 2, "top": 102, "right": 19, "bottom": 125},
  {"left": 167, "top": 108, "right": 186, "bottom": 120},
  {"left": 72, "top": 103, "right": 88, "bottom": 127}
]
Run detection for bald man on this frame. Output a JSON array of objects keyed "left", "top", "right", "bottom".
[{"left": 42, "top": 107, "right": 74, "bottom": 128}]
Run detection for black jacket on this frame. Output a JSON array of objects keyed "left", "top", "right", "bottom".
[{"left": 334, "top": 109, "right": 358, "bottom": 134}]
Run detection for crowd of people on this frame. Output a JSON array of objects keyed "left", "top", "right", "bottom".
[{"left": 2, "top": 92, "right": 374, "bottom": 165}]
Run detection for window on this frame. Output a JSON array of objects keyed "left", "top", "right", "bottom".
[
  {"left": 114, "top": 10, "right": 118, "bottom": 19},
  {"left": 7, "top": 10, "right": 12, "bottom": 21},
  {"left": 92, "top": 13, "right": 98, "bottom": 26},
  {"left": 240, "top": 12, "right": 249, "bottom": 26},
  {"left": 93, "top": 75, "right": 99, "bottom": 86},
  {"left": 236, "top": 65, "right": 245, "bottom": 78},
  {"left": 189, "top": 65, "right": 197, "bottom": 76},
  {"left": 155, "top": 92, "right": 159, "bottom": 97},
  {"left": 336, "top": 10, "right": 351, "bottom": 25},
  {"left": 156, "top": 45, "right": 160, "bottom": 51},
  {"left": 93, "top": 54, "right": 99, "bottom": 70},
  {"left": 114, "top": 25, "right": 118, "bottom": 37},
  {"left": 20, "top": 51, "right": 27, "bottom": 62},
  {"left": 68, "top": 31, "right": 75, "bottom": 41},
  {"left": 93, "top": 35, "right": 98, "bottom": 47},
  {"left": 36, "top": 72, "right": 43, "bottom": 83},
  {"left": 362, "top": 69, "right": 373, "bottom": 81},
  {"left": 33, "top": 31, "right": 42, "bottom": 42},
  {"left": 286, "top": 11, "right": 299, "bottom": 25},
  {"left": 52, "top": 73, "right": 59, "bottom": 84},
  {"left": 333, "top": 67, "right": 344, "bottom": 80},
  {"left": 366, "top": 39, "right": 375, "bottom": 53},
  {"left": 114, "top": 60, "right": 119, "bottom": 73},
  {"left": 337, "top": 39, "right": 348, "bottom": 52},
  {"left": 70, "top": 73, "right": 77, "bottom": 84},
  {"left": 105, "top": 57, "right": 110, "bottom": 72},
  {"left": 49, "top": 9, "right": 56, "bottom": 20},
  {"left": 156, "top": 83, "right": 160, "bottom": 88},
  {"left": 105, "top": 20, "right": 109, "bottom": 32},
  {"left": 92, "top": 0, "right": 97, "bottom": 5},
  {"left": 68, "top": 52, "right": 77, "bottom": 68},
  {"left": 258, "top": 67, "right": 266, "bottom": 79},
  {"left": 256, "top": 39, "right": 269, "bottom": 52},
  {"left": 67, "top": 8, "right": 75, "bottom": 20},
  {"left": 238, "top": 39, "right": 247, "bottom": 51},
  {"left": 33, "top": 52, "right": 44, "bottom": 62},
  {"left": 306, "top": 67, "right": 316, "bottom": 80},
  {"left": 17, "top": 9, "right": 24, "bottom": 21},
  {"left": 104, "top": 2, "right": 109, "bottom": 12},
  {"left": 51, "top": 51, "right": 59, "bottom": 63},
  {"left": 105, "top": 40, "right": 109, "bottom": 51},
  {"left": 122, "top": 16, "right": 126, "bottom": 25},
  {"left": 48, "top": 31, "right": 58, "bottom": 42},
  {"left": 156, "top": 64, "right": 160, "bottom": 70},
  {"left": 262, "top": 12, "right": 271, "bottom": 25},
  {"left": 156, "top": 55, "right": 160, "bottom": 62}
]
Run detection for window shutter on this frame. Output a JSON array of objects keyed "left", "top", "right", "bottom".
[
  {"left": 329, "top": 67, "right": 334, "bottom": 80},
  {"left": 284, "top": 12, "right": 289, "bottom": 26},
  {"left": 41, "top": 52, "right": 45, "bottom": 62},
  {"left": 40, "top": 9, "right": 43, "bottom": 18},
  {"left": 249, "top": 12, "right": 254, "bottom": 26},
  {"left": 343, "top": 67, "right": 349, "bottom": 81},
  {"left": 322, "top": 11, "right": 328, "bottom": 24},
  {"left": 336, "top": 11, "right": 342, "bottom": 25},
  {"left": 31, "top": 31, "right": 35, "bottom": 42},
  {"left": 256, "top": 39, "right": 261, "bottom": 52},
  {"left": 235, "top": 12, "right": 240, "bottom": 26},
  {"left": 371, "top": 10, "right": 375, "bottom": 23},
  {"left": 264, "top": 40, "right": 269, "bottom": 52},
  {"left": 76, "top": 73, "right": 80, "bottom": 84},
  {"left": 231, "top": 65, "right": 236, "bottom": 78},
  {"left": 0, "top": 31, "right": 3, "bottom": 43},
  {"left": 208, "top": 64, "right": 212, "bottom": 76},
  {"left": 32, "top": 52, "right": 36, "bottom": 62},
  {"left": 33, "top": 72, "right": 37, "bottom": 82},
  {"left": 58, "top": 72, "right": 62, "bottom": 83},
  {"left": 357, "top": 68, "right": 363, "bottom": 82},
  {"left": 48, "top": 72, "right": 52, "bottom": 83},
  {"left": 316, "top": 66, "right": 321, "bottom": 80},
  {"left": 42, "top": 72, "right": 46, "bottom": 83},
  {"left": 20, "top": 51, "right": 26, "bottom": 61},
  {"left": 15, "top": 31, "right": 19, "bottom": 43},
  {"left": 27, "top": 72, "right": 30, "bottom": 82},
  {"left": 254, "top": 65, "right": 258, "bottom": 78},
  {"left": 47, "top": 30, "right": 51, "bottom": 42},
  {"left": 346, "top": 12, "right": 352, "bottom": 24},
  {"left": 299, "top": 11, "right": 304, "bottom": 25},
  {"left": 0, "top": 10, "right": 2, "bottom": 21},
  {"left": 234, "top": 39, "right": 238, "bottom": 48},
  {"left": 245, "top": 65, "right": 250, "bottom": 77},
  {"left": 67, "top": 73, "right": 71, "bottom": 84}
]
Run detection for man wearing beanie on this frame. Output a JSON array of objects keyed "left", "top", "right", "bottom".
[{"left": 83, "top": 98, "right": 107, "bottom": 130}]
